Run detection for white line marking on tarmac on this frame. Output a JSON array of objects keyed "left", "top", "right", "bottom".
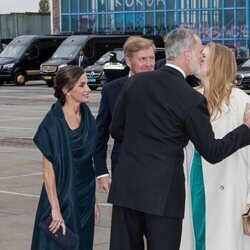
[
  {"left": 0, "top": 190, "right": 40, "bottom": 198},
  {"left": 0, "top": 117, "right": 42, "bottom": 122},
  {"left": 0, "top": 190, "right": 112, "bottom": 206},
  {"left": 0, "top": 107, "right": 48, "bottom": 112},
  {"left": 0, "top": 95, "right": 54, "bottom": 100},
  {"left": 0, "top": 126, "right": 36, "bottom": 131},
  {"left": 0, "top": 173, "right": 111, "bottom": 206},
  {"left": 0, "top": 172, "right": 42, "bottom": 180}
]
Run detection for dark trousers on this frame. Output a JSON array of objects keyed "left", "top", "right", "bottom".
[{"left": 109, "top": 205, "right": 182, "bottom": 250}]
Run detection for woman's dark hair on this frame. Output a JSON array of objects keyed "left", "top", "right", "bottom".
[{"left": 54, "top": 65, "right": 85, "bottom": 105}]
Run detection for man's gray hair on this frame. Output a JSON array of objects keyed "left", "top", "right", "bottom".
[{"left": 165, "top": 28, "right": 198, "bottom": 60}]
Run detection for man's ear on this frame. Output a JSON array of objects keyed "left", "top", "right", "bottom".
[
  {"left": 125, "top": 56, "right": 131, "bottom": 68},
  {"left": 183, "top": 49, "right": 192, "bottom": 60}
]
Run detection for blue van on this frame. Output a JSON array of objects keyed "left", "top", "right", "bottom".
[{"left": 0, "top": 35, "right": 66, "bottom": 86}]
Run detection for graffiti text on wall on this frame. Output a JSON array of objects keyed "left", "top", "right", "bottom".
[
  {"left": 98, "top": 0, "right": 166, "bottom": 9},
  {"left": 115, "top": 0, "right": 166, "bottom": 8},
  {"left": 88, "top": 23, "right": 249, "bottom": 38},
  {"left": 180, "top": 23, "right": 249, "bottom": 39}
]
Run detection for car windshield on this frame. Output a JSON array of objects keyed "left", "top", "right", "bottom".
[
  {"left": 0, "top": 44, "right": 26, "bottom": 59},
  {"left": 241, "top": 59, "right": 250, "bottom": 68},
  {"left": 96, "top": 50, "right": 124, "bottom": 65},
  {"left": 52, "top": 44, "right": 79, "bottom": 59}
]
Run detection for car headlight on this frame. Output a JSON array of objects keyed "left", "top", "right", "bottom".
[
  {"left": 58, "top": 64, "right": 67, "bottom": 69},
  {"left": 3, "top": 63, "right": 14, "bottom": 70}
]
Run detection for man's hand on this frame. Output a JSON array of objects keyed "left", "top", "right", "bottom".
[
  {"left": 243, "top": 103, "right": 250, "bottom": 127},
  {"left": 97, "top": 176, "right": 112, "bottom": 192}
]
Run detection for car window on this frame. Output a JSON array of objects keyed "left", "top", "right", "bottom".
[
  {"left": 96, "top": 50, "right": 124, "bottom": 65},
  {"left": 116, "top": 50, "right": 124, "bottom": 62},
  {"left": 241, "top": 59, "right": 250, "bottom": 68},
  {"left": 0, "top": 44, "right": 26, "bottom": 59}
]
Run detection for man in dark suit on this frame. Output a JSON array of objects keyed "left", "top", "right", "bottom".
[
  {"left": 108, "top": 28, "right": 250, "bottom": 250},
  {"left": 94, "top": 36, "right": 156, "bottom": 193},
  {"left": 76, "top": 50, "right": 89, "bottom": 69}
]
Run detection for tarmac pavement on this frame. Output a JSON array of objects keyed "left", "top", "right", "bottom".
[{"left": 0, "top": 82, "right": 111, "bottom": 250}]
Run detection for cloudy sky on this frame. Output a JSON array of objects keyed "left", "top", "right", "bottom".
[{"left": 0, "top": 0, "right": 41, "bottom": 14}]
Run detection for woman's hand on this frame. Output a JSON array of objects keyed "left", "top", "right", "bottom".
[
  {"left": 95, "top": 202, "right": 101, "bottom": 224},
  {"left": 50, "top": 206, "right": 66, "bottom": 235}
]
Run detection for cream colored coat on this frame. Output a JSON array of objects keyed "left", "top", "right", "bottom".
[{"left": 180, "top": 87, "right": 250, "bottom": 250}]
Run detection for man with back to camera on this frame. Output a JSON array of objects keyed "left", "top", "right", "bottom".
[
  {"left": 108, "top": 28, "right": 250, "bottom": 250},
  {"left": 93, "top": 36, "right": 156, "bottom": 193}
]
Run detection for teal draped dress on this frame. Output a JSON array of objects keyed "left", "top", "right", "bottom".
[
  {"left": 190, "top": 149, "right": 206, "bottom": 250},
  {"left": 31, "top": 101, "right": 97, "bottom": 250}
]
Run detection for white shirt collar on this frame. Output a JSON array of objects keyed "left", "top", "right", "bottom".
[{"left": 165, "top": 63, "right": 186, "bottom": 78}]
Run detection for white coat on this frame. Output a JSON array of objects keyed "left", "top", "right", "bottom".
[{"left": 180, "top": 87, "right": 250, "bottom": 250}]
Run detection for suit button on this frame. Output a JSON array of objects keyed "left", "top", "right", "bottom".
[{"left": 220, "top": 186, "right": 224, "bottom": 190}]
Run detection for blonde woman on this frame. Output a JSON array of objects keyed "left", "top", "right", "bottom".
[{"left": 181, "top": 42, "right": 250, "bottom": 250}]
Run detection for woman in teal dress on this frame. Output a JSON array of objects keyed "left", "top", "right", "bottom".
[{"left": 31, "top": 65, "right": 99, "bottom": 250}]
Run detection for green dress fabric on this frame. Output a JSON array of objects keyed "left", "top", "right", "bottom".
[
  {"left": 31, "top": 101, "right": 97, "bottom": 250},
  {"left": 190, "top": 149, "right": 206, "bottom": 250}
]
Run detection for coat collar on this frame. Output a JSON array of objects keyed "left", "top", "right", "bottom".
[{"left": 159, "top": 65, "right": 186, "bottom": 80}]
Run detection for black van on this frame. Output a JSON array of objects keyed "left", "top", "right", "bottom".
[
  {"left": 40, "top": 34, "right": 164, "bottom": 87},
  {"left": 0, "top": 35, "right": 66, "bottom": 86}
]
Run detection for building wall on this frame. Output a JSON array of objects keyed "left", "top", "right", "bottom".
[
  {"left": 52, "top": 0, "right": 250, "bottom": 58},
  {"left": 52, "top": 0, "right": 60, "bottom": 34}
]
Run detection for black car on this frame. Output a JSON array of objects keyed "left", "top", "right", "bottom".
[
  {"left": 0, "top": 35, "right": 66, "bottom": 86},
  {"left": 85, "top": 49, "right": 126, "bottom": 90},
  {"left": 85, "top": 48, "right": 166, "bottom": 90},
  {"left": 236, "top": 59, "right": 250, "bottom": 88}
]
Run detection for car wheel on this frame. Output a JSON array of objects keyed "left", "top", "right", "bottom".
[
  {"left": 46, "top": 81, "right": 54, "bottom": 87},
  {"left": 0, "top": 81, "right": 4, "bottom": 86},
  {"left": 14, "top": 72, "right": 26, "bottom": 86},
  {"left": 89, "top": 86, "right": 98, "bottom": 90}
]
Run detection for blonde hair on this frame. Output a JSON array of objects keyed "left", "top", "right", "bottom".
[
  {"left": 123, "top": 36, "right": 156, "bottom": 58},
  {"left": 202, "top": 42, "right": 237, "bottom": 120}
]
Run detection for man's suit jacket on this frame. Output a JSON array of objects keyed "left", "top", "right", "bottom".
[
  {"left": 76, "top": 55, "right": 89, "bottom": 69},
  {"left": 108, "top": 66, "right": 250, "bottom": 218},
  {"left": 94, "top": 76, "right": 128, "bottom": 176}
]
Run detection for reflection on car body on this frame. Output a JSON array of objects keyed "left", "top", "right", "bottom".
[
  {"left": 236, "top": 59, "right": 250, "bottom": 88},
  {"left": 85, "top": 49, "right": 125, "bottom": 90}
]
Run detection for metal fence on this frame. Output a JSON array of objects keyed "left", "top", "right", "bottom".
[{"left": 0, "top": 12, "right": 51, "bottom": 40}]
